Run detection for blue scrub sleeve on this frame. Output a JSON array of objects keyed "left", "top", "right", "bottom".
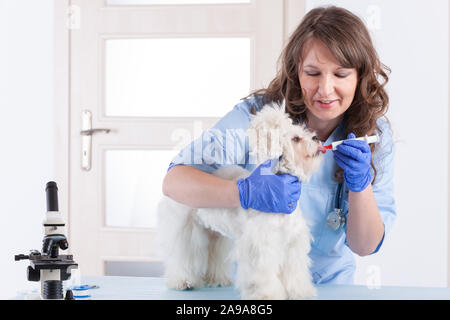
[
  {"left": 366, "top": 119, "right": 396, "bottom": 254},
  {"left": 166, "top": 97, "right": 264, "bottom": 173}
]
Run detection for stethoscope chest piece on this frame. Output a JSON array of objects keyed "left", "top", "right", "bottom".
[
  {"left": 327, "top": 208, "right": 346, "bottom": 231},
  {"left": 327, "top": 181, "right": 347, "bottom": 231}
]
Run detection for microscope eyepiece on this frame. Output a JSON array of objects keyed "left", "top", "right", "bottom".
[{"left": 45, "top": 181, "right": 59, "bottom": 212}]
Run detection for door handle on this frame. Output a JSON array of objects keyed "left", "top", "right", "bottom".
[
  {"left": 81, "top": 110, "right": 111, "bottom": 171},
  {"left": 80, "top": 128, "right": 111, "bottom": 136}
]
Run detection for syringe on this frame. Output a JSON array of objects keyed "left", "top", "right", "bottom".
[{"left": 319, "top": 135, "right": 379, "bottom": 153}]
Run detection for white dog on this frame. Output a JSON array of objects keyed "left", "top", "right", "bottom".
[{"left": 157, "top": 101, "right": 323, "bottom": 300}]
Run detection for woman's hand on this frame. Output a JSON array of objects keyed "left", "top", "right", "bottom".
[
  {"left": 333, "top": 133, "right": 373, "bottom": 192},
  {"left": 236, "top": 159, "right": 302, "bottom": 214}
]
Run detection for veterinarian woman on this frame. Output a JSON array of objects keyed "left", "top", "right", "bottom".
[{"left": 162, "top": 6, "right": 395, "bottom": 285}]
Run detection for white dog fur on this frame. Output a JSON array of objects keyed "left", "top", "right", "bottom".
[{"left": 157, "top": 100, "right": 323, "bottom": 300}]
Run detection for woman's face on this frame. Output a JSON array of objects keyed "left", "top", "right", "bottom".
[{"left": 298, "top": 38, "right": 358, "bottom": 129}]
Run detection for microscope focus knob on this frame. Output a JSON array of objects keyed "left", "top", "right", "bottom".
[
  {"left": 27, "top": 266, "right": 40, "bottom": 282},
  {"left": 60, "top": 239, "right": 68, "bottom": 250}
]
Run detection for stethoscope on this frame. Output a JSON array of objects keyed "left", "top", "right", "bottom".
[{"left": 326, "top": 182, "right": 347, "bottom": 231}]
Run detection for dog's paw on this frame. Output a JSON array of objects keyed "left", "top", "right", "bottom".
[
  {"left": 240, "top": 283, "right": 287, "bottom": 300},
  {"left": 166, "top": 278, "right": 200, "bottom": 290},
  {"left": 204, "top": 273, "right": 233, "bottom": 288}
]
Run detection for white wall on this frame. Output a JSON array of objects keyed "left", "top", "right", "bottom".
[
  {"left": 0, "top": 0, "right": 55, "bottom": 298},
  {"left": 306, "top": 0, "right": 448, "bottom": 287}
]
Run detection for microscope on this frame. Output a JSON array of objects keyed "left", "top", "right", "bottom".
[{"left": 15, "top": 181, "right": 78, "bottom": 300}]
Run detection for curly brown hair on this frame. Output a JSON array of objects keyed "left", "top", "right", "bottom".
[{"left": 246, "top": 5, "right": 391, "bottom": 183}]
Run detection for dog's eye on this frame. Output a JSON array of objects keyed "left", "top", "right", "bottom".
[
  {"left": 312, "top": 136, "right": 320, "bottom": 142},
  {"left": 292, "top": 136, "right": 301, "bottom": 143}
]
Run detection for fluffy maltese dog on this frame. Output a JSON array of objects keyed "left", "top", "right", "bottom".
[{"left": 157, "top": 100, "right": 323, "bottom": 300}]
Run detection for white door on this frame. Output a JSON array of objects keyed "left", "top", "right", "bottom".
[{"left": 69, "top": 0, "right": 285, "bottom": 276}]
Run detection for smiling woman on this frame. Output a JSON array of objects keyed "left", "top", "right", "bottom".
[
  {"left": 240, "top": 5, "right": 394, "bottom": 276},
  {"left": 298, "top": 38, "right": 359, "bottom": 142},
  {"left": 249, "top": 5, "right": 391, "bottom": 185}
]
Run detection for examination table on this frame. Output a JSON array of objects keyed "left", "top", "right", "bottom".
[{"left": 77, "top": 276, "right": 450, "bottom": 300}]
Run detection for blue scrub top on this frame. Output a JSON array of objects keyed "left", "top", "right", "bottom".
[{"left": 167, "top": 96, "right": 396, "bottom": 285}]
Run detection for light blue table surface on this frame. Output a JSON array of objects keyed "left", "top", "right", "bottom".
[{"left": 78, "top": 276, "right": 450, "bottom": 300}]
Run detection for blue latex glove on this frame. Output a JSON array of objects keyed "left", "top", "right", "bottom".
[
  {"left": 333, "top": 133, "right": 373, "bottom": 192},
  {"left": 236, "top": 159, "right": 302, "bottom": 214}
]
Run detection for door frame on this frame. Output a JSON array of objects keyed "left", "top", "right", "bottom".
[{"left": 54, "top": 0, "right": 305, "bottom": 264}]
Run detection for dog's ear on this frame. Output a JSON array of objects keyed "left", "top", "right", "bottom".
[
  {"left": 248, "top": 127, "right": 283, "bottom": 165},
  {"left": 247, "top": 104, "right": 288, "bottom": 165}
]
